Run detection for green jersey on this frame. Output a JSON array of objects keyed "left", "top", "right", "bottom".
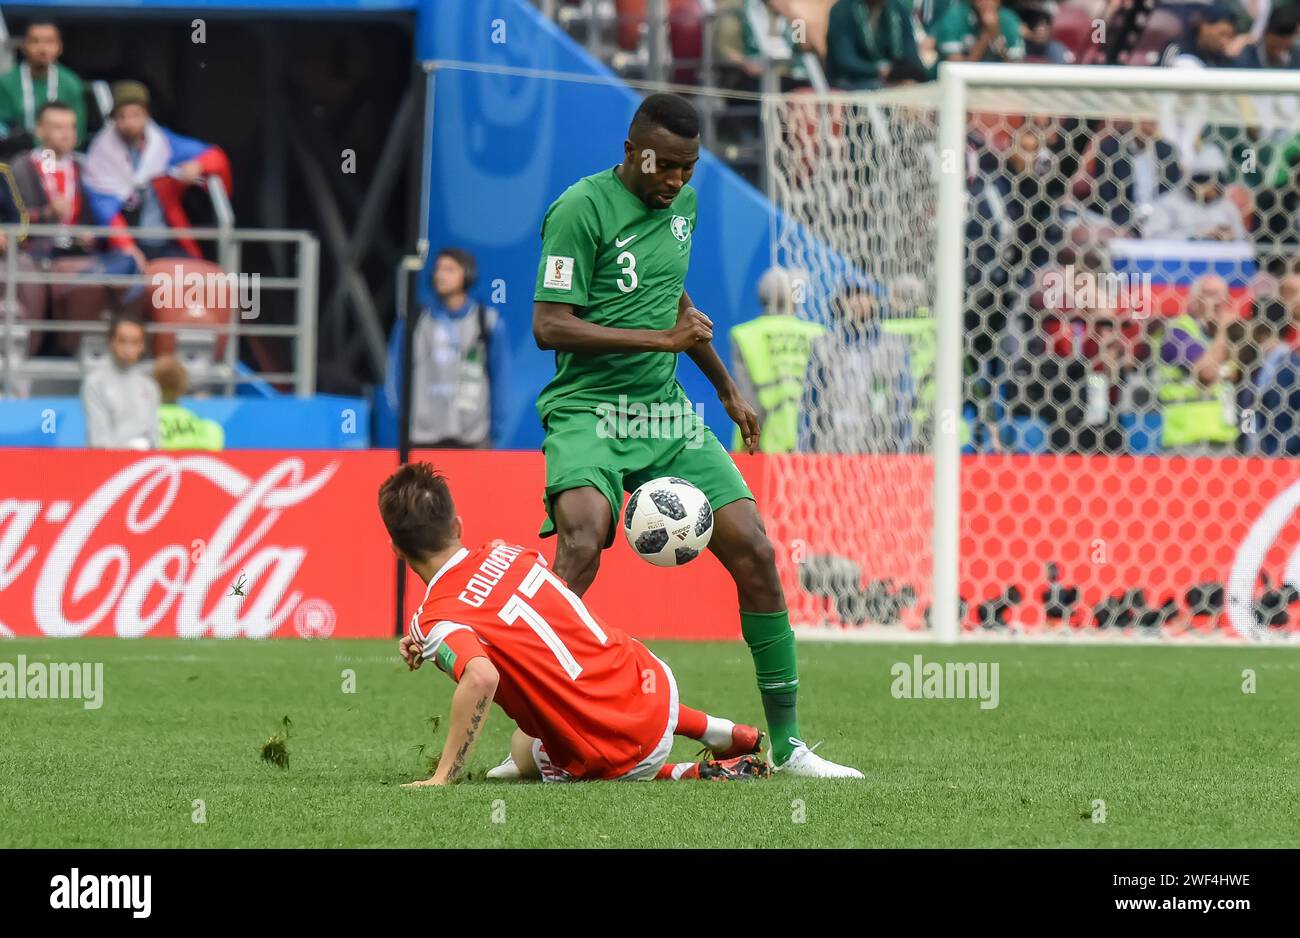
[
  {"left": 933, "top": 3, "right": 1024, "bottom": 62},
  {"left": 158, "top": 403, "right": 224, "bottom": 451},
  {"left": 533, "top": 166, "right": 697, "bottom": 422}
]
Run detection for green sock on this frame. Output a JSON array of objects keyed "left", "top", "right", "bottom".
[{"left": 740, "top": 609, "right": 800, "bottom": 765}]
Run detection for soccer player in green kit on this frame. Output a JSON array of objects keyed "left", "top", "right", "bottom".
[{"left": 518, "top": 93, "right": 861, "bottom": 779}]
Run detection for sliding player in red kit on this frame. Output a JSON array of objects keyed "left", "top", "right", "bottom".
[{"left": 380, "top": 462, "right": 767, "bottom": 785}]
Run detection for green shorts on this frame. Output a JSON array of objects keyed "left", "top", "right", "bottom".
[{"left": 539, "top": 406, "right": 754, "bottom": 547}]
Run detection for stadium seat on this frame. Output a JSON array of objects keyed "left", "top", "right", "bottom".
[
  {"left": 8, "top": 253, "right": 48, "bottom": 355},
  {"left": 615, "top": 0, "right": 647, "bottom": 51},
  {"left": 47, "top": 257, "right": 115, "bottom": 356},
  {"left": 1119, "top": 410, "right": 1163, "bottom": 454},
  {"left": 1124, "top": 9, "right": 1183, "bottom": 66},
  {"left": 145, "top": 258, "right": 234, "bottom": 359},
  {"left": 669, "top": 0, "right": 704, "bottom": 85},
  {"left": 1052, "top": 3, "right": 1099, "bottom": 64},
  {"left": 999, "top": 415, "right": 1051, "bottom": 454}
]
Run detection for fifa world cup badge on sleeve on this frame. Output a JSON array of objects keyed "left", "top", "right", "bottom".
[{"left": 545, "top": 256, "right": 574, "bottom": 290}]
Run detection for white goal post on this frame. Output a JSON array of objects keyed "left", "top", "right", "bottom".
[{"left": 765, "top": 63, "right": 1300, "bottom": 644}]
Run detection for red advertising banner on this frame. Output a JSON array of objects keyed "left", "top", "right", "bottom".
[
  {"left": 3, "top": 449, "right": 1298, "bottom": 640},
  {"left": 765, "top": 452, "right": 1300, "bottom": 637},
  {"left": 0, "top": 451, "right": 399, "bottom": 639},
  {"left": 958, "top": 454, "right": 1300, "bottom": 637},
  {"left": 0, "top": 449, "right": 753, "bottom": 641}
]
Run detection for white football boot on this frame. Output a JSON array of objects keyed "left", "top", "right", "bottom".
[
  {"left": 771, "top": 738, "right": 864, "bottom": 779},
  {"left": 485, "top": 754, "right": 521, "bottom": 780}
]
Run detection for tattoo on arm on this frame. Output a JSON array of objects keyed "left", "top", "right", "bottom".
[{"left": 445, "top": 695, "right": 491, "bottom": 783}]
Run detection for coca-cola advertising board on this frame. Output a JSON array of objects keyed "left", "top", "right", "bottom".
[
  {"left": 0, "top": 451, "right": 398, "bottom": 639},
  {"left": 3, "top": 449, "right": 1300, "bottom": 640}
]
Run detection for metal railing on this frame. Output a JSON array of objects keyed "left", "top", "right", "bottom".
[{"left": 0, "top": 222, "right": 319, "bottom": 398}]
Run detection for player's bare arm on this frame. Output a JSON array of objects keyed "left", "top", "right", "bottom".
[
  {"left": 404, "top": 657, "right": 499, "bottom": 788},
  {"left": 532, "top": 300, "right": 711, "bottom": 354},
  {"left": 678, "top": 290, "right": 761, "bottom": 453}
]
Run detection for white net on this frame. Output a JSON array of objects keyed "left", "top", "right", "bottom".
[
  {"left": 762, "top": 86, "right": 941, "bottom": 633},
  {"left": 764, "top": 77, "right": 1300, "bottom": 642}
]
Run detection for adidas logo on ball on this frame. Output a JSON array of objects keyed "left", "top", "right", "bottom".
[{"left": 623, "top": 476, "right": 713, "bottom": 567}]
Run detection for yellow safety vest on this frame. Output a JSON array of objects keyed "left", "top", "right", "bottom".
[
  {"left": 729, "top": 315, "right": 826, "bottom": 453},
  {"left": 159, "top": 403, "right": 225, "bottom": 451},
  {"left": 1156, "top": 314, "right": 1237, "bottom": 447}
]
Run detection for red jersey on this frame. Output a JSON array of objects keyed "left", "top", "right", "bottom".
[{"left": 409, "top": 543, "right": 673, "bottom": 780}]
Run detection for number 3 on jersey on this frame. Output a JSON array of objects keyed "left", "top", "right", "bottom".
[
  {"left": 616, "top": 250, "right": 638, "bottom": 293},
  {"left": 497, "top": 562, "right": 608, "bottom": 679}
]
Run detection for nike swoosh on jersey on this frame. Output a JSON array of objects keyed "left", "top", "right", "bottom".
[{"left": 614, "top": 234, "right": 637, "bottom": 247}]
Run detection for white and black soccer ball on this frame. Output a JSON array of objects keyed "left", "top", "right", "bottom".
[{"left": 623, "top": 476, "right": 713, "bottom": 567}]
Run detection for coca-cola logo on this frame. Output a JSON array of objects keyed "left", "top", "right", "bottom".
[
  {"left": 1228, "top": 476, "right": 1300, "bottom": 640},
  {"left": 0, "top": 456, "right": 337, "bottom": 638}
]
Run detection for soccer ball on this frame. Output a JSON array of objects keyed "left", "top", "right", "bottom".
[{"left": 623, "top": 477, "right": 714, "bottom": 567}]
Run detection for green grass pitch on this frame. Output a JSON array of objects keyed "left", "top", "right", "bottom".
[{"left": 2, "top": 638, "right": 1296, "bottom": 848}]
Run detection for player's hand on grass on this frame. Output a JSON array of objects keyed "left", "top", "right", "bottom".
[
  {"left": 399, "top": 634, "right": 424, "bottom": 671},
  {"left": 721, "top": 388, "right": 762, "bottom": 454},
  {"left": 664, "top": 306, "right": 713, "bottom": 352}
]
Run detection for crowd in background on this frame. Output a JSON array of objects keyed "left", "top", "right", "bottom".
[
  {"left": 705, "top": 0, "right": 1300, "bottom": 458},
  {"left": 0, "top": 17, "right": 232, "bottom": 448}
]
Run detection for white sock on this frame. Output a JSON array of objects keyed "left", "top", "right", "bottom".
[{"left": 701, "top": 715, "right": 735, "bottom": 750}]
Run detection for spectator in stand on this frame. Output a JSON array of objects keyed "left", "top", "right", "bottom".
[
  {"left": 715, "top": 0, "right": 811, "bottom": 90},
  {"left": 1027, "top": 267, "right": 1151, "bottom": 455},
  {"left": 11, "top": 101, "right": 142, "bottom": 353},
  {"left": 1279, "top": 271, "right": 1300, "bottom": 344},
  {"left": 799, "top": 285, "right": 914, "bottom": 453},
  {"left": 384, "top": 247, "right": 509, "bottom": 449},
  {"left": 82, "top": 314, "right": 159, "bottom": 450},
  {"left": 908, "top": 0, "right": 953, "bottom": 69},
  {"left": 1144, "top": 145, "right": 1248, "bottom": 241},
  {"left": 978, "top": 127, "right": 1068, "bottom": 287},
  {"left": 82, "top": 81, "right": 232, "bottom": 268},
  {"left": 0, "top": 133, "right": 48, "bottom": 361},
  {"left": 1158, "top": 8, "right": 1243, "bottom": 164},
  {"left": 1155, "top": 274, "right": 1241, "bottom": 453},
  {"left": 1021, "top": 6, "right": 1075, "bottom": 63},
  {"left": 1240, "top": 298, "right": 1300, "bottom": 455},
  {"left": 883, "top": 56, "right": 932, "bottom": 85},
  {"left": 1235, "top": 5, "right": 1300, "bottom": 66},
  {"left": 728, "top": 266, "right": 826, "bottom": 453},
  {"left": 0, "top": 20, "right": 86, "bottom": 148},
  {"left": 825, "top": 0, "right": 923, "bottom": 90},
  {"left": 153, "top": 354, "right": 223, "bottom": 451},
  {"left": 1159, "top": 6, "right": 1239, "bottom": 66},
  {"left": 933, "top": 0, "right": 1026, "bottom": 63},
  {"left": 1074, "top": 120, "right": 1183, "bottom": 235}
]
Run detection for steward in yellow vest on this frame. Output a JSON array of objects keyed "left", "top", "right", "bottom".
[
  {"left": 153, "top": 355, "right": 225, "bottom": 451},
  {"left": 1156, "top": 312, "right": 1238, "bottom": 448},
  {"left": 728, "top": 267, "right": 826, "bottom": 453}
]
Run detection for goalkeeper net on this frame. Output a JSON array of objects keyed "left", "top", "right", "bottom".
[
  {"left": 763, "top": 66, "right": 1300, "bottom": 642},
  {"left": 761, "top": 84, "right": 942, "bottom": 636}
]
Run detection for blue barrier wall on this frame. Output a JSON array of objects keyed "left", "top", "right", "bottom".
[
  {"left": 419, "top": 0, "right": 776, "bottom": 449},
  {"left": 0, "top": 395, "right": 370, "bottom": 449}
]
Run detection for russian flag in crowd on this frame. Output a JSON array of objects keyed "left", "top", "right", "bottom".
[{"left": 1108, "top": 238, "right": 1256, "bottom": 317}]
